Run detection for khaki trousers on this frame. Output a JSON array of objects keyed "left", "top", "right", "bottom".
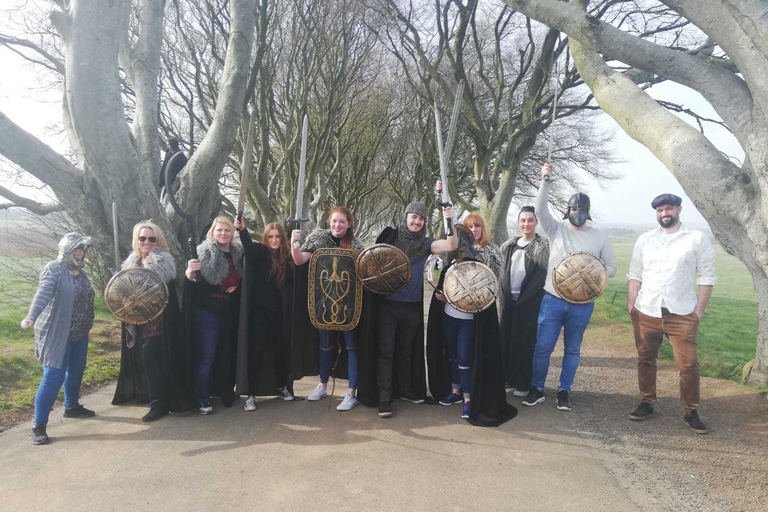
[{"left": 630, "top": 308, "right": 700, "bottom": 413}]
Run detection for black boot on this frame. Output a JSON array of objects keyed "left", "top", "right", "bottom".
[
  {"left": 142, "top": 401, "right": 169, "bottom": 423},
  {"left": 31, "top": 425, "right": 49, "bottom": 445}
]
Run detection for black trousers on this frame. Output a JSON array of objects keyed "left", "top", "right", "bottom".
[
  {"left": 376, "top": 299, "right": 423, "bottom": 402},
  {"left": 141, "top": 336, "right": 165, "bottom": 405}
]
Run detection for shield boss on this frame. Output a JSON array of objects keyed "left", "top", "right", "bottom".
[
  {"left": 552, "top": 251, "right": 608, "bottom": 304},
  {"left": 104, "top": 268, "right": 169, "bottom": 325},
  {"left": 308, "top": 248, "right": 363, "bottom": 331},
  {"left": 443, "top": 261, "right": 498, "bottom": 313},
  {"left": 356, "top": 244, "right": 412, "bottom": 294}
]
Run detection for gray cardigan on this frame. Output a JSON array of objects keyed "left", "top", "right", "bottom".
[{"left": 25, "top": 261, "right": 86, "bottom": 369}]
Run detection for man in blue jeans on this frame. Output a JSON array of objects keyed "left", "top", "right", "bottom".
[{"left": 522, "top": 163, "right": 617, "bottom": 411}]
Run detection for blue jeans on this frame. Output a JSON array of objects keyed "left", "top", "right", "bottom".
[
  {"left": 318, "top": 330, "right": 358, "bottom": 389},
  {"left": 194, "top": 307, "right": 222, "bottom": 402},
  {"left": 442, "top": 313, "right": 474, "bottom": 399},
  {"left": 34, "top": 337, "right": 89, "bottom": 426},
  {"left": 531, "top": 294, "right": 594, "bottom": 392}
]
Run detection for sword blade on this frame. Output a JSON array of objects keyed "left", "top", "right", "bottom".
[
  {"left": 547, "top": 50, "right": 559, "bottom": 164},
  {"left": 434, "top": 103, "right": 449, "bottom": 205},
  {"left": 238, "top": 110, "right": 257, "bottom": 215},
  {"left": 295, "top": 114, "right": 309, "bottom": 220},
  {"left": 112, "top": 202, "right": 119, "bottom": 273},
  {"left": 444, "top": 79, "right": 465, "bottom": 165}
]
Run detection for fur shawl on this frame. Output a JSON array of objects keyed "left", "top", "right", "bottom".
[
  {"left": 122, "top": 248, "right": 177, "bottom": 283},
  {"left": 475, "top": 243, "right": 502, "bottom": 277},
  {"left": 500, "top": 234, "right": 549, "bottom": 269},
  {"left": 196, "top": 238, "right": 244, "bottom": 285},
  {"left": 300, "top": 228, "right": 365, "bottom": 253}
]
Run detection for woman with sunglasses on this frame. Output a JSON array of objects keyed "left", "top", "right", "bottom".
[
  {"left": 233, "top": 218, "right": 296, "bottom": 410},
  {"left": 185, "top": 216, "right": 243, "bottom": 415},
  {"left": 22, "top": 233, "right": 96, "bottom": 445},
  {"left": 112, "top": 221, "right": 189, "bottom": 421}
]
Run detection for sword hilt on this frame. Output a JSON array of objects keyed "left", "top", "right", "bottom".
[
  {"left": 435, "top": 195, "right": 454, "bottom": 237},
  {"left": 287, "top": 217, "right": 309, "bottom": 249},
  {"left": 237, "top": 210, "right": 245, "bottom": 223}
]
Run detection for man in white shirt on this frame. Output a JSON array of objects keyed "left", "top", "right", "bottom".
[{"left": 627, "top": 193, "right": 717, "bottom": 434}]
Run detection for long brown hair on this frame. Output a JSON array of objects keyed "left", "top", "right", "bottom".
[
  {"left": 263, "top": 223, "right": 291, "bottom": 286},
  {"left": 463, "top": 212, "right": 489, "bottom": 247},
  {"left": 327, "top": 206, "right": 355, "bottom": 249}
]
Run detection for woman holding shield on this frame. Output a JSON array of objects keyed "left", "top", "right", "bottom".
[{"left": 463, "top": 212, "right": 502, "bottom": 277}]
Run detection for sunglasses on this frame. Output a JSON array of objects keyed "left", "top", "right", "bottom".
[{"left": 138, "top": 236, "right": 157, "bottom": 243}]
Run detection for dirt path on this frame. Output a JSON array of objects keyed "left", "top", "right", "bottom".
[{"left": 0, "top": 319, "right": 765, "bottom": 511}]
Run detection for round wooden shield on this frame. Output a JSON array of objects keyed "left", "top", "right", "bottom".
[
  {"left": 443, "top": 261, "right": 498, "bottom": 313},
  {"left": 308, "top": 248, "right": 363, "bottom": 331},
  {"left": 104, "top": 268, "right": 169, "bottom": 325},
  {"left": 552, "top": 251, "right": 608, "bottom": 304},
  {"left": 356, "top": 244, "right": 412, "bottom": 294}
]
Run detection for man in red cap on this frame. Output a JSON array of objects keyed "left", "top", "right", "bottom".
[{"left": 627, "top": 193, "right": 717, "bottom": 434}]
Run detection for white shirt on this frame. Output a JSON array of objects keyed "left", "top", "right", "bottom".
[
  {"left": 509, "top": 238, "right": 531, "bottom": 300},
  {"left": 627, "top": 224, "right": 718, "bottom": 317}
]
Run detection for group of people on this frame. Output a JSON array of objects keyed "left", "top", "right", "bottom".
[{"left": 22, "top": 163, "right": 716, "bottom": 445}]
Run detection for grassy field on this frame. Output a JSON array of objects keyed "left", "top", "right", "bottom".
[
  {"left": 592, "top": 237, "right": 758, "bottom": 383},
  {"left": 0, "top": 257, "right": 121, "bottom": 429}
]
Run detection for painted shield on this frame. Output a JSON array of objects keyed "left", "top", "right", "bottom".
[
  {"left": 308, "top": 248, "right": 363, "bottom": 331},
  {"left": 443, "top": 261, "right": 499, "bottom": 314},
  {"left": 104, "top": 268, "right": 169, "bottom": 325},
  {"left": 552, "top": 251, "right": 608, "bottom": 304},
  {"left": 356, "top": 244, "right": 412, "bottom": 295}
]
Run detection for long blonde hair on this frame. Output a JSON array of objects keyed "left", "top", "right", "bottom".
[{"left": 131, "top": 220, "right": 169, "bottom": 258}]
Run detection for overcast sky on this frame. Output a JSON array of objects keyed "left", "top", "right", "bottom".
[{"left": 0, "top": 44, "right": 740, "bottom": 232}]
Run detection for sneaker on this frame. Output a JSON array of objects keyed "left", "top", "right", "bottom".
[
  {"left": 629, "top": 402, "right": 654, "bottom": 421},
  {"left": 512, "top": 389, "right": 529, "bottom": 397},
  {"left": 337, "top": 393, "right": 359, "bottom": 411},
  {"left": 278, "top": 386, "right": 295, "bottom": 401},
  {"left": 244, "top": 396, "right": 257, "bottom": 412},
  {"left": 522, "top": 389, "right": 545, "bottom": 407},
  {"left": 197, "top": 400, "right": 214, "bottom": 415},
  {"left": 308, "top": 383, "right": 328, "bottom": 401},
  {"left": 63, "top": 404, "right": 96, "bottom": 418},
  {"left": 556, "top": 390, "right": 572, "bottom": 411},
  {"left": 31, "top": 425, "right": 49, "bottom": 445},
  {"left": 461, "top": 401, "right": 470, "bottom": 419},
  {"left": 142, "top": 401, "right": 169, "bottom": 422},
  {"left": 378, "top": 400, "right": 393, "bottom": 418},
  {"left": 439, "top": 393, "right": 464, "bottom": 406},
  {"left": 684, "top": 410, "right": 708, "bottom": 434},
  {"left": 397, "top": 394, "right": 426, "bottom": 404}
]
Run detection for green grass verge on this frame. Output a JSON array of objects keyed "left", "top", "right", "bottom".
[{"left": 593, "top": 237, "right": 757, "bottom": 383}]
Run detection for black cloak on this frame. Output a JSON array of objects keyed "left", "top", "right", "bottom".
[
  {"left": 234, "top": 228, "right": 293, "bottom": 396},
  {"left": 426, "top": 260, "right": 518, "bottom": 427}
]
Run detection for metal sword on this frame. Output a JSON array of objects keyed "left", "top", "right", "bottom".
[
  {"left": 444, "top": 79, "right": 465, "bottom": 166},
  {"left": 546, "top": 39, "right": 560, "bottom": 182},
  {"left": 111, "top": 201, "right": 119, "bottom": 274},
  {"left": 434, "top": 103, "right": 454, "bottom": 237},
  {"left": 237, "top": 109, "right": 258, "bottom": 223},
  {"left": 287, "top": 114, "right": 310, "bottom": 249}
]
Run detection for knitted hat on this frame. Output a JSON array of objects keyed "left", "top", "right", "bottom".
[{"left": 405, "top": 201, "right": 428, "bottom": 220}]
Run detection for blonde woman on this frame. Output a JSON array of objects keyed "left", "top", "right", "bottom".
[
  {"left": 185, "top": 216, "right": 243, "bottom": 415},
  {"left": 112, "top": 221, "right": 189, "bottom": 422}
]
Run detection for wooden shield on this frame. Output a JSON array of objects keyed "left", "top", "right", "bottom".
[
  {"left": 104, "top": 268, "right": 169, "bottom": 325},
  {"left": 443, "top": 261, "right": 498, "bottom": 313},
  {"left": 552, "top": 251, "right": 608, "bottom": 304},
  {"left": 308, "top": 248, "right": 363, "bottom": 331},
  {"left": 356, "top": 243, "right": 412, "bottom": 294}
]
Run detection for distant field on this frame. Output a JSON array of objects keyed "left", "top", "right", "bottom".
[{"left": 593, "top": 236, "right": 757, "bottom": 383}]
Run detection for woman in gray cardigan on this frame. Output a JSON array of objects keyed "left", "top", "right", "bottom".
[{"left": 21, "top": 233, "right": 96, "bottom": 445}]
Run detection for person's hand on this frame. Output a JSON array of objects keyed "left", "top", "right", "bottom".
[
  {"left": 291, "top": 230, "right": 302, "bottom": 245},
  {"left": 442, "top": 206, "right": 454, "bottom": 220},
  {"left": 627, "top": 305, "right": 634, "bottom": 316},
  {"left": 541, "top": 163, "right": 553, "bottom": 181},
  {"left": 435, "top": 290, "right": 447, "bottom": 303},
  {"left": 694, "top": 308, "right": 704, "bottom": 321},
  {"left": 225, "top": 285, "right": 238, "bottom": 294},
  {"left": 234, "top": 217, "right": 244, "bottom": 231},
  {"left": 21, "top": 318, "right": 33, "bottom": 329},
  {"left": 435, "top": 180, "right": 443, "bottom": 194},
  {"left": 186, "top": 258, "right": 200, "bottom": 281}
]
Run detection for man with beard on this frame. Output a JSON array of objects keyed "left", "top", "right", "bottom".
[
  {"left": 522, "top": 163, "right": 616, "bottom": 411},
  {"left": 375, "top": 182, "right": 457, "bottom": 418},
  {"left": 158, "top": 137, "right": 187, "bottom": 199},
  {"left": 626, "top": 194, "right": 717, "bottom": 435}
]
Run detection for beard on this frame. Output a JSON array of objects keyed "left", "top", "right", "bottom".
[{"left": 658, "top": 215, "right": 678, "bottom": 228}]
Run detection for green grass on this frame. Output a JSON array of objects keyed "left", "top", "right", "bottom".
[
  {"left": 0, "top": 259, "right": 121, "bottom": 425},
  {"left": 593, "top": 237, "right": 758, "bottom": 382}
]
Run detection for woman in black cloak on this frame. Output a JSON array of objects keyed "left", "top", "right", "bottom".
[
  {"left": 234, "top": 219, "right": 296, "bottom": 410},
  {"left": 426, "top": 224, "right": 518, "bottom": 426},
  {"left": 112, "top": 221, "right": 191, "bottom": 421}
]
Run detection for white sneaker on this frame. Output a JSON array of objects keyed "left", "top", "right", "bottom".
[
  {"left": 337, "top": 393, "right": 359, "bottom": 411},
  {"left": 278, "top": 386, "right": 295, "bottom": 401},
  {"left": 244, "top": 396, "right": 257, "bottom": 411},
  {"left": 513, "top": 390, "right": 529, "bottom": 397},
  {"left": 307, "top": 383, "right": 328, "bottom": 401}
]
